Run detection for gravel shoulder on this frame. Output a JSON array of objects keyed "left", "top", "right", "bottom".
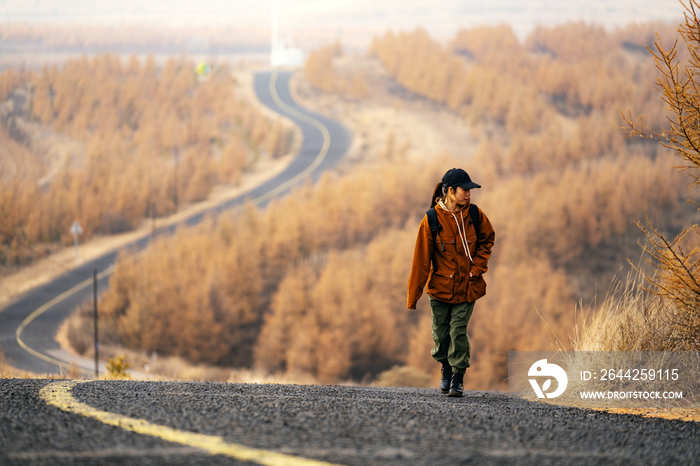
[{"left": 2, "top": 379, "right": 699, "bottom": 466}]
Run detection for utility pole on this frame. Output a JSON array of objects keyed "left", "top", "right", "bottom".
[
  {"left": 173, "top": 146, "right": 179, "bottom": 213},
  {"left": 93, "top": 267, "right": 99, "bottom": 378},
  {"left": 151, "top": 199, "right": 157, "bottom": 236}
]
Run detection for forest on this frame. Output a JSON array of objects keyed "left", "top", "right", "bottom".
[
  {"left": 0, "top": 54, "right": 291, "bottom": 267},
  {"left": 0, "top": 23, "right": 268, "bottom": 55},
  {"left": 58, "top": 19, "right": 699, "bottom": 389},
  {"left": 3, "top": 18, "right": 697, "bottom": 389}
]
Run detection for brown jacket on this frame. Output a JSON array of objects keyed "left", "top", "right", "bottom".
[{"left": 407, "top": 201, "right": 495, "bottom": 309}]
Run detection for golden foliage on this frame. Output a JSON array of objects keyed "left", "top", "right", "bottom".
[
  {"left": 450, "top": 24, "right": 525, "bottom": 72},
  {"left": 84, "top": 142, "right": 689, "bottom": 387},
  {"left": 255, "top": 228, "right": 420, "bottom": 383},
  {"left": 371, "top": 23, "right": 670, "bottom": 130},
  {"left": 0, "top": 54, "right": 278, "bottom": 267},
  {"left": 481, "top": 153, "right": 681, "bottom": 264},
  {"left": 624, "top": 0, "right": 700, "bottom": 188},
  {"left": 69, "top": 161, "right": 442, "bottom": 371},
  {"left": 631, "top": 218, "right": 700, "bottom": 350},
  {"left": 0, "top": 68, "right": 29, "bottom": 102},
  {"left": 64, "top": 20, "right": 698, "bottom": 388},
  {"left": 99, "top": 215, "right": 264, "bottom": 366},
  {"left": 266, "top": 121, "right": 292, "bottom": 158},
  {"left": 304, "top": 41, "right": 369, "bottom": 99},
  {"left": 305, "top": 44, "right": 341, "bottom": 93},
  {"left": 467, "top": 259, "right": 575, "bottom": 388},
  {"left": 371, "top": 29, "right": 462, "bottom": 104},
  {"left": 583, "top": 1, "right": 700, "bottom": 354},
  {"left": 526, "top": 22, "right": 614, "bottom": 62}
]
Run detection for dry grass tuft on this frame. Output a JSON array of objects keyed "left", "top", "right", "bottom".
[
  {"left": 573, "top": 231, "right": 700, "bottom": 354},
  {"left": 372, "top": 365, "right": 433, "bottom": 388},
  {"left": 0, "top": 348, "right": 73, "bottom": 380},
  {"left": 565, "top": 266, "right": 700, "bottom": 421},
  {"left": 571, "top": 275, "right": 677, "bottom": 352}
]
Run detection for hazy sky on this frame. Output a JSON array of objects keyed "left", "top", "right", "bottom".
[{"left": 0, "top": 0, "right": 684, "bottom": 42}]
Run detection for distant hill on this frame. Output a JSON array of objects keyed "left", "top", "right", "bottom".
[{"left": 0, "top": 0, "right": 683, "bottom": 53}]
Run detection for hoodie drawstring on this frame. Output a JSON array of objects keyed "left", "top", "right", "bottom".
[{"left": 450, "top": 211, "right": 474, "bottom": 264}]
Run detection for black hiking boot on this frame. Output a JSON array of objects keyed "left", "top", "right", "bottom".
[
  {"left": 440, "top": 362, "right": 452, "bottom": 394},
  {"left": 448, "top": 372, "right": 464, "bottom": 397}
]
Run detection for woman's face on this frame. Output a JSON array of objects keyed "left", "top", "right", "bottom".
[{"left": 449, "top": 186, "right": 471, "bottom": 206}]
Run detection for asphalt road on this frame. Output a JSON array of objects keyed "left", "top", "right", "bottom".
[
  {"left": 0, "top": 70, "right": 351, "bottom": 376},
  {"left": 1, "top": 379, "right": 699, "bottom": 465}
]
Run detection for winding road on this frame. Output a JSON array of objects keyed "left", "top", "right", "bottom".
[
  {"left": 0, "top": 70, "right": 351, "bottom": 376},
  {"left": 1, "top": 71, "right": 699, "bottom": 466}
]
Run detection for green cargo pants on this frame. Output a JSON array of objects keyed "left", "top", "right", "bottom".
[{"left": 429, "top": 297, "right": 475, "bottom": 374}]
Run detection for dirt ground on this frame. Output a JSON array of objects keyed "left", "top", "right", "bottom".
[{"left": 290, "top": 56, "right": 478, "bottom": 168}]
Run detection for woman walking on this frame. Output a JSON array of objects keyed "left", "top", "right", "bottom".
[{"left": 407, "top": 168, "right": 495, "bottom": 397}]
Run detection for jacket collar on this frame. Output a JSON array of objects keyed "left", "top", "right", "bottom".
[{"left": 436, "top": 198, "right": 469, "bottom": 213}]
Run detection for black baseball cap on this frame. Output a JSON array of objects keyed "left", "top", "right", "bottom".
[{"left": 442, "top": 168, "right": 481, "bottom": 190}]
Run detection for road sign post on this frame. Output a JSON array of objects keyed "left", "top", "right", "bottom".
[
  {"left": 70, "top": 220, "right": 83, "bottom": 260},
  {"left": 93, "top": 267, "right": 99, "bottom": 378}
]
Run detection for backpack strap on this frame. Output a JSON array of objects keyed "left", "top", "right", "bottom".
[
  {"left": 469, "top": 204, "right": 481, "bottom": 245},
  {"left": 426, "top": 208, "right": 444, "bottom": 272}
]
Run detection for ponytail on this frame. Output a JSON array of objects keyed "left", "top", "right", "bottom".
[{"left": 430, "top": 181, "right": 444, "bottom": 208}]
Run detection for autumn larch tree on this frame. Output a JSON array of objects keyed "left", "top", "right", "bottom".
[{"left": 624, "top": 0, "right": 700, "bottom": 350}]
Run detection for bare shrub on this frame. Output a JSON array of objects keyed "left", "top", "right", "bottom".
[
  {"left": 617, "top": 0, "right": 700, "bottom": 353},
  {"left": 105, "top": 355, "right": 131, "bottom": 380},
  {"left": 633, "top": 219, "right": 700, "bottom": 350}
]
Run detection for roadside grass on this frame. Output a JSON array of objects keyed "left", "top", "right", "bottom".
[
  {"left": 571, "top": 272, "right": 689, "bottom": 353},
  {"left": 533, "top": 272, "right": 700, "bottom": 423},
  {"left": 53, "top": 326, "right": 324, "bottom": 385},
  {"left": 0, "top": 343, "right": 322, "bottom": 385},
  {"left": 102, "top": 344, "right": 323, "bottom": 385},
  {"left": 601, "top": 407, "right": 700, "bottom": 422},
  {"left": 0, "top": 350, "right": 74, "bottom": 379},
  {"left": 528, "top": 394, "right": 700, "bottom": 422}
]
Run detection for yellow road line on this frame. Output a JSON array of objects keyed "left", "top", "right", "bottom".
[
  {"left": 41, "top": 380, "right": 341, "bottom": 466},
  {"left": 17, "top": 71, "right": 333, "bottom": 374},
  {"left": 204, "top": 69, "right": 332, "bottom": 215},
  {"left": 181, "top": 70, "right": 332, "bottom": 215},
  {"left": 15, "top": 265, "right": 115, "bottom": 376},
  {"left": 249, "top": 69, "right": 332, "bottom": 206}
]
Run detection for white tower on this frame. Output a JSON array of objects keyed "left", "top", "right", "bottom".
[{"left": 271, "top": 0, "right": 304, "bottom": 67}]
